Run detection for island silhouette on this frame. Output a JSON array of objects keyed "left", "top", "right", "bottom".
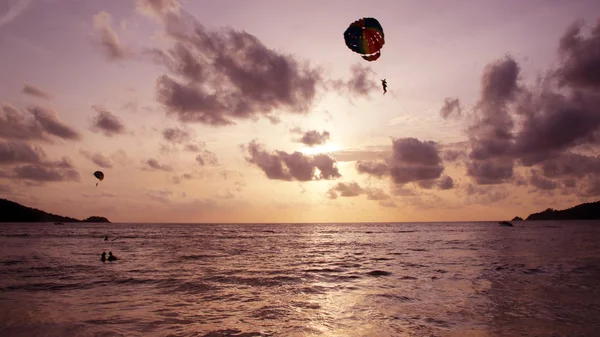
[
  {"left": 524, "top": 200, "right": 600, "bottom": 221},
  {"left": 0, "top": 198, "right": 110, "bottom": 223}
]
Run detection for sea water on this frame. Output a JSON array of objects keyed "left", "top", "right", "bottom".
[{"left": 1, "top": 221, "right": 599, "bottom": 337}]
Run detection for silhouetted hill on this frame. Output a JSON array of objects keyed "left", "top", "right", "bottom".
[
  {"left": 511, "top": 216, "right": 523, "bottom": 221},
  {"left": 82, "top": 216, "right": 110, "bottom": 223},
  {"left": 0, "top": 198, "right": 111, "bottom": 223},
  {"left": 526, "top": 200, "right": 600, "bottom": 221}
]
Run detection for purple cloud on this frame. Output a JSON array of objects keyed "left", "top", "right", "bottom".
[
  {"left": 244, "top": 140, "right": 341, "bottom": 182},
  {"left": 91, "top": 106, "right": 126, "bottom": 137}
]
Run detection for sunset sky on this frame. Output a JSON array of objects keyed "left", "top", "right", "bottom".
[{"left": 1, "top": 0, "right": 600, "bottom": 223}]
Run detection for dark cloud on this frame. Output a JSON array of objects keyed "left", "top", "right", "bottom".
[
  {"left": 0, "top": 139, "right": 80, "bottom": 182},
  {"left": 529, "top": 169, "right": 558, "bottom": 191},
  {"left": 149, "top": 11, "right": 323, "bottom": 126},
  {"left": 326, "top": 181, "right": 391, "bottom": 201},
  {"left": 439, "top": 97, "right": 462, "bottom": 119},
  {"left": 196, "top": 150, "right": 218, "bottom": 166},
  {"left": 452, "top": 19, "right": 600, "bottom": 192},
  {"left": 0, "top": 140, "right": 45, "bottom": 164},
  {"left": 22, "top": 83, "right": 52, "bottom": 100},
  {"left": 243, "top": 140, "right": 340, "bottom": 182},
  {"left": 389, "top": 138, "right": 444, "bottom": 185},
  {"left": 540, "top": 153, "right": 600, "bottom": 179},
  {"left": 162, "top": 126, "right": 192, "bottom": 144},
  {"left": 28, "top": 106, "right": 81, "bottom": 141},
  {"left": 92, "top": 11, "right": 126, "bottom": 61},
  {"left": 0, "top": 104, "right": 80, "bottom": 142},
  {"left": 79, "top": 149, "right": 113, "bottom": 168},
  {"left": 330, "top": 64, "right": 378, "bottom": 97},
  {"left": 13, "top": 164, "right": 80, "bottom": 182},
  {"left": 355, "top": 160, "right": 388, "bottom": 178},
  {"left": 438, "top": 175, "right": 454, "bottom": 190},
  {"left": 354, "top": 138, "right": 445, "bottom": 186},
  {"left": 466, "top": 160, "right": 513, "bottom": 185},
  {"left": 290, "top": 128, "right": 331, "bottom": 147},
  {"left": 91, "top": 106, "right": 126, "bottom": 136},
  {"left": 7, "top": 156, "right": 80, "bottom": 183},
  {"left": 555, "top": 20, "right": 600, "bottom": 90},
  {"left": 145, "top": 158, "right": 172, "bottom": 171},
  {"left": 327, "top": 181, "right": 363, "bottom": 199}
]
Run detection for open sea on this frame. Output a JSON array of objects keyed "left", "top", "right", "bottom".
[{"left": 1, "top": 221, "right": 599, "bottom": 337}]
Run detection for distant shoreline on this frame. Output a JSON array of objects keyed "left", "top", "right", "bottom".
[
  {"left": 0, "top": 198, "right": 110, "bottom": 223},
  {"left": 1, "top": 198, "right": 598, "bottom": 224}
]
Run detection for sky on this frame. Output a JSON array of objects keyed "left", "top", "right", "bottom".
[{"left": 1, "top": 0, "right": 600, "bottom": 223}]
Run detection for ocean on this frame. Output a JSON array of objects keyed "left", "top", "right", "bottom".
[{"left": 1, "top": 221, "right": 599, "bottom": 337}]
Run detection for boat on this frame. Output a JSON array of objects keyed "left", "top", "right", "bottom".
[{"left": 498, "top": 221, "right": 513, "bottom": 227}]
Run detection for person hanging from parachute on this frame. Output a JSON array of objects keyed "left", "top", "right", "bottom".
[
  {"left": 344, "top": 17, "right": 388, "bottom": 95},
  {"left": 93, "top": 171, "right": 104, "bottom": 187}
]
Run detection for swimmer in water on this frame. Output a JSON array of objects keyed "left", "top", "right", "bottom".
[
  {"left": 107, "top": 251, "right": 117, "bottom": 261},
  {"left": 101, "top": 252, "right": 106, "bottom": 262}
]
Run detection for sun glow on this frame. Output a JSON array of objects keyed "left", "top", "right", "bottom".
[{"left": 299, "top": 143, "right": 342, "bottom": 156}]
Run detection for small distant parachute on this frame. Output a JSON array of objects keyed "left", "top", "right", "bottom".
[
  {"left": 94, "top": 171, "right": 104, "bottom": 187},
  {"left": 344, "top": 17, "right": 385, "bottom": 61}
]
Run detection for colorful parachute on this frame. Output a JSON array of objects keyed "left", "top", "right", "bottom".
[
  {"left": 343, "top": 17, "right": 385, "bottom": 61},
  {"left": 94, "top": 171, "right": 104, "bottom": 187}
]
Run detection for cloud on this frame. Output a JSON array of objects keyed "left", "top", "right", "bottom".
[
  {"left": 79, "top": 149, "right": 113, "bottom": 168},
  {"left": 195, "top": 149, "right": 218, "bottom": 166},
  {"left": 327, "top": 181, "right": 363, "bottom": 199},
  {"left": 184, "top": 142, "right": 204, "bottom": 152},
  {"left": 13, "top": 163, "right": 80, "bottom": 182},
  {"left": 330, "top": 64, "right": 379, "bottom": 97},
  {"left": 243, "top": 139, "right": 341, "bottom": 182},
  {"left": 326, "top": 181, "right": 391, "bottom": 202},
  {"left": 91, "top": 105, "right": 126, "bottom": 136},
  {"left": 22, "top": 83, "right": 52, "bottom": 100},
  {"left": 555, "top": 20, "right": 600, "bottom": 90},
  {"left": 145, "top": 158, "right": 173, "bottom": 171},
  {"left": 162, "top": 126, "right": 192, "bottom": 144},
  {"left": 354, "top": 137, "right": 445, "bottom": 187},
  {"left": 364, "top": 187, "right": 391, "bottom": 201},
  {"left": 0, "top": 104, "right": 81, "bottom": 142},
  {"left": 0, "top": 147, "right": 80, "bottom": 182},
  {"left": 290, "top": 128, "right": 330, "bottom": 147},
  {"left": 439, "top": 97, "right": 462, "bottom": 119},
  {"left": 388, "top": 138, "right": 444, "bottom": 185},
  {"left": 148, "top": 11, "right": 324, "bottom": 126},
  {"left": 438, "top": 175, "right": 454, "bottom": 190},
  {"left": 92, "top": 11, "right": 126, "bottom": 61},
  {"left": 0, "top": 140, "right": 44, "bottom": 164},
  {"left": 135, "top": 0, "right": 180, "bottom": 20},
  {"left": 0, "top": 0, "right": 31, "bottom": 28},
  {"left": 448, "top": 19, "right": 600, "bottom": 192},
  {"left": 357, "top": 160, "right": 389, "bottom": 178},
  {"left": 27, "top": 106, "right": 81, "bottom": 140},
  {"left": 146, "top": 188, "right": 174, "bottom": 203}
]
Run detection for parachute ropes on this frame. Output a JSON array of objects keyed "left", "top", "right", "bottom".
[
  {"left": 343, "top": 17, "right": 385, "bottom": 62},
  {"left": 94, "top": 171, "right": 104, "bottom": 187}
]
